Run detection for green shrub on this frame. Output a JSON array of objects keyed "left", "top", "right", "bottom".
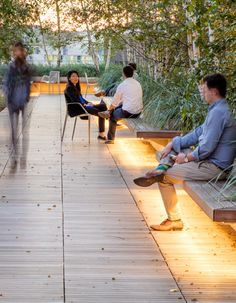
[
  {"left": 31, "top": 64, "right": 103, "bottom": 77},
  {"left": 140, "top": 73, "right": 206, "bottom": 132},
  {"left": 0, "top": 65, "right": 8, "bottom": 77},
  {"left": 0, "top": 95, "right": 5, "bottom": 112},
  {"left": 98, "top": 64, "right": 123, "bottom": 89},
  {"left": 0, "top": 64, "right": 104, "bottom": 77}
]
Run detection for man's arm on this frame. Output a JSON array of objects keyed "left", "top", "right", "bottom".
[
  {"left": 172, "top": 126, "right": 203, "bottom": 153},
  {"left": 108, "top": 85, "right": 122, "bottom": 110},
  {"left": 192, "top": 109, "right": 226, "bottom": 161}
]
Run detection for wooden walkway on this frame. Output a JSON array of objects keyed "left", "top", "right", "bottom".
[{"left": 0, "top": 94, "right": 235, "bottom": 302}]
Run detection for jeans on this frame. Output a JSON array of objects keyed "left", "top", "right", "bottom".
[
  {"left": 107, "top": 106, "right": 140, "bottom": 140},
  {"left": 8, "top": 102, "right": 31, "bottom": 162},
  {"left": 85, "top": 102, "right": 107, "bottom": 132}
]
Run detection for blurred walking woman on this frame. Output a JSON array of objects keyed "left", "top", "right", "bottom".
[
  {"left": 4, "top": 42, "right": 31, "bottom": 168},
  {"left": 64, "top": 70, "right": 107, "bottom": 140}
]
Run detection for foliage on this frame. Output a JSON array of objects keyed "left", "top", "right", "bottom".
[
  {"left": 0, "top": 0, "right": 235, "bottom": 115},
  {"left": 0, "top": 0, "right": 33, "bottom": 62},
  {"left": 0, "top": 64, "right": 103, "bottom": 78},
  {"left": 140, "top": 72, "right": 206, "bottom": 132},
  {"left": 99, "top": 65, "right": 207, "bottom": 132},
  {"left": 0, "top": 95, "right": 5, "bottom": 112},
  {"left": 98, "top": 64, "right": 123, "bottom": 89}
]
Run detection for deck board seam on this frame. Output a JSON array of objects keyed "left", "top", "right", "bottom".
[{"left": 60, "top": 95, "right": 66, "bottom": 303}]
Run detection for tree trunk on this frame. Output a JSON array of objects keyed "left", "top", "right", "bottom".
[
  {"left": 165, "top": 47, "right": 169, "bottom": 69},
  {"left": 185, "top": 1, "right": 200, "bottom": 69},
  {"left": 38, "top": 11, "right": 51, "bottom": 66},
  {"left": 105, "top": 38, "right": 112, "bottom": 70},
  {"left": 33, "top": 0, "right": 51, "bottom": 66},
  {"left": 122, "top": 50, "right": 126, "bottom": 66},
  {"left": 55, "top": 0, "right": 62, "bottom": 67},
  {"left": 85, "top": 22, "right": 100, "bottom": 73},
  {"left": 208, "top": 24, "right": 214, "bottom": 42}
]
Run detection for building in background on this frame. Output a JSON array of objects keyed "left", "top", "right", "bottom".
[{"left": 28, "top": 29, "right": 103, "bottom": 66}]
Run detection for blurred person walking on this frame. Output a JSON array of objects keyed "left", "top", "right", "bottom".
[{"left": 4, "top": 42, "right": 32, "bottom": 169}]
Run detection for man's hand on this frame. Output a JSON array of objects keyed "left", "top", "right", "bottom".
[
  {"left": 172, "top": 152, "right": 186, "bottom": 164},
  {"left": 160, "top": 142, "right": 173, "bottom": 159}
]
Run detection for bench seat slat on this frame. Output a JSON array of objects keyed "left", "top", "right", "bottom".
[
  {"left": 184, "top": 181, "right": 236, "bottom": 222},
  {"left": 122, "top": 118, "right": 181, "bottom": 139}
]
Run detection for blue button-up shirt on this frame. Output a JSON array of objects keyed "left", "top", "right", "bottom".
[{"left": 172, "top": 99, "right": 236, "bottom": 169}]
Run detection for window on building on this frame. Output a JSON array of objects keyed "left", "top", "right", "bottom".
[
  {"left": 35, "top": 47, "right": 40, "bottom": 54},
  {"left": 77, "top": 55, "right": 82, "bottom": 63},
  {"left": 63, "top": 47, "right": 68, "bottom": 55}
]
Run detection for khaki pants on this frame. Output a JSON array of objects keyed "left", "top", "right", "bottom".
[{"left": 157, "top": 151, "right": 227, "bottom": 221}]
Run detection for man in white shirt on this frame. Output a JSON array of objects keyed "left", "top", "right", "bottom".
[{"left": 99, "top": 65, "right": 143, "bottom": 144}]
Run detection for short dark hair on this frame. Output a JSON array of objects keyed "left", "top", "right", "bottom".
[
  {"left": 128, "top": 63, "right": 137, "bottom": 70},
  {"left": 13, "top": 41, "right": 25, "bottom": 49},
  {"left": 123, "top": 65, "right": 134, "bottom": 78},
  {"left": 203, "top": 73, "right": 227, "bottom": 98}
]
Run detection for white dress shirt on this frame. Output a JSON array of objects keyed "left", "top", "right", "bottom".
[{"left": 111, "top": 77, "right": 143, "bottom": 114}]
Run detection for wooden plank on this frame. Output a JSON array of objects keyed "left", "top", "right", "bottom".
[
  {"left": 122, "top": 118, "right": 181, "bottom": 139},
  {"left": 0, "top": 94, "right": 185, "bottom": 302},
  {"left": 136, "top": 130, "right": 182, "bottom": 139},
  {"left": 214, "top": 207, "right": 236, "bottom": 222},
  {"left": 108, "top": 131, "right": 236, "bottom": 303},
  {"left": 0, "top": 95, "right": 64, "bottom": 302},
  {"left": 184, "top": 181, "right": 236, "bottom": 222},
  {"left": 62, "top": 106, "right": 184, "bottom": 303}
]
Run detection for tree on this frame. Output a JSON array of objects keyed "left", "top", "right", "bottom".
[{"left": 0, "top": 0, "right": 32, "bottom": 61}]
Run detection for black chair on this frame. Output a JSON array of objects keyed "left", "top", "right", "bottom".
[{"left": 61, "top": 102, "right": 91, "bottom": 143}]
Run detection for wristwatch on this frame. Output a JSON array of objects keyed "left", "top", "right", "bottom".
[{"left": 184, "top": 156, "right": 189, "bottom": 163}]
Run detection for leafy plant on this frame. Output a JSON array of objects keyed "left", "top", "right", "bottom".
[
  {"left": 98, "top": 64, "right": 123, "bottom": 89},
  {"left": 0, "top": 64, "right": 104, "bottom": 78},
  {"left": 0, "top": 95, "right": 5, "bottom": 112},
  {"left": 31, "top": 64, "right": 104, "bottom": 77}
]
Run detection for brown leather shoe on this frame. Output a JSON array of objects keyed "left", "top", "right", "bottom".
[
  {"left": 150, "top": 219, "right": 184, "bottom": 231},
  {"left": 133, "top": 174, "right": 164, "bottom": 187}
]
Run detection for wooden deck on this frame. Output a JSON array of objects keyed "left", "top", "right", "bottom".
[{"left": 0, "top": 94, "right": 235, "bottom": 302}]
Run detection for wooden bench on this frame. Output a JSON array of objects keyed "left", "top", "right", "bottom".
[
  {"left": 184, "top": 169, "right": 236, "bottom": 222},
  {"left": 102, "top": 97, "right": 181, "bottom": 139},
  {"left": 122, "top": 117, "right": 181, "bottom": 139},
  {"left": 148, "top": 136, "right": 236, "bottom": 222}
]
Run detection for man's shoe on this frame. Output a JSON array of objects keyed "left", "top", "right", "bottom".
[
  {"left": 150, "top": 219, "right": 184, "bottom": 231},
  {"left": 95, "top": 91, "right": 105, "bottom": 97},
  {"left": 98, "top": 111, "right": 111, "bottom": 119},
  {"left": 97, "top": 135, "right": 107, "bottom": 141},
  {"left": 133, "top": 174, "right": 163, "bottom": 187},
  {"left": 105, "top": 140, "right": 114, "bottom": 144}
]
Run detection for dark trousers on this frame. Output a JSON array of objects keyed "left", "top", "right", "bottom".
[
  {"left": 105, "top": 83, "right": 118, "bottom": 96},
  {"left": 86, "top": 102, "right": 107, "bottom": 132},
  {"left": 108, "top": 106, "right": 140, "bottom": 140}
]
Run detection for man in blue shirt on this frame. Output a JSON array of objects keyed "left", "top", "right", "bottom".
[{"left": 134, "top": 74, "right": 236, "bottom": 231}]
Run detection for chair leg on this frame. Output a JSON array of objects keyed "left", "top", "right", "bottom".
[
  {"left": 61, "top": 113, "right": 68, "bottom": 141},
  {"left": 85, "top": 84, "right": 88, "bottom": 98},
  {"left": 72, "top": 117, "right": 77, "bottom": 141},
  {"left": 88, "top": 116, "right": 91, "bottom": 144}
]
